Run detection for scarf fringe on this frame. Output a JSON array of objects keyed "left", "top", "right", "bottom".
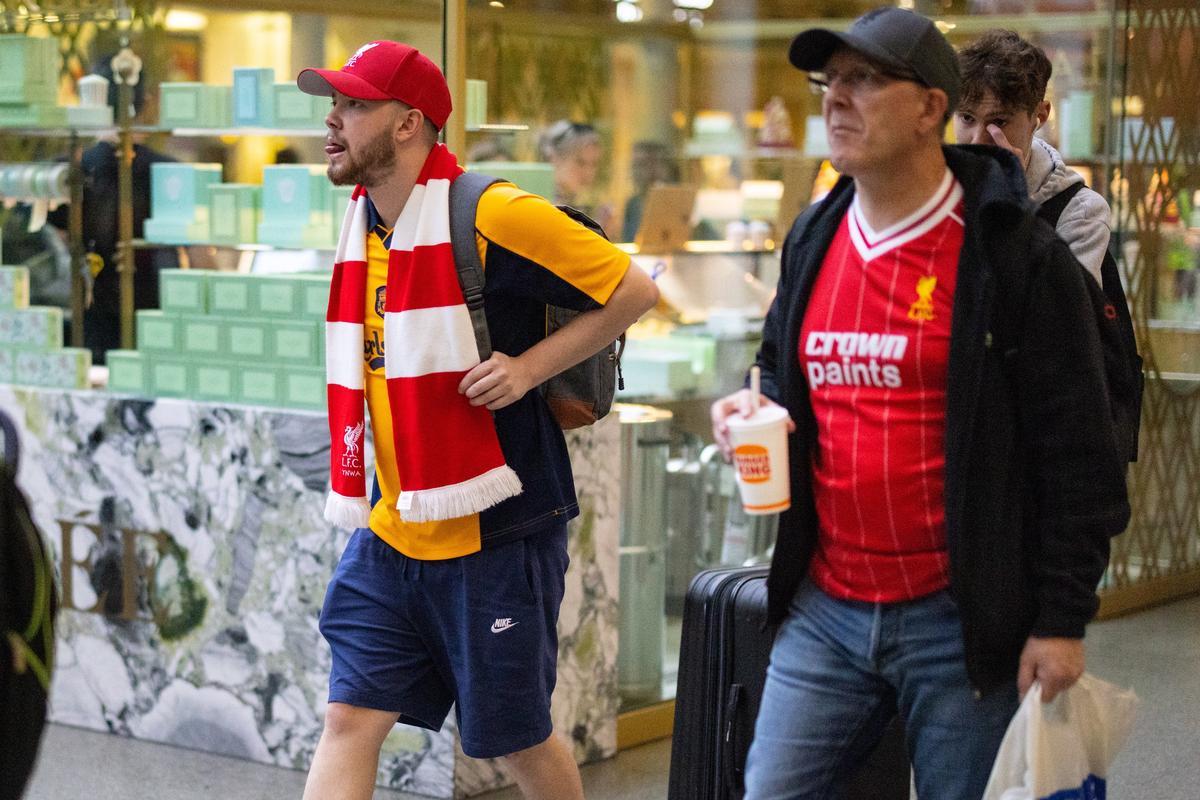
[
  {"left": 398, "top": 465, "right": 524, "bottom": 523},
  {"left": 324, "top": 491, "right": 372, "bottom": 531}
]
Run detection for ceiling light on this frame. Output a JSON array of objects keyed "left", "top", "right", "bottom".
[
  {"left": 164, "top": 10, "right": 208, "bottom": 31},
  {"left": 615, "top": 1, "right": 643, "bottom": 23}
]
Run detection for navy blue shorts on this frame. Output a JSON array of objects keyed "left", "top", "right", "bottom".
[{"left": 318, "top": 522, "right": 569, "bottom": 759}]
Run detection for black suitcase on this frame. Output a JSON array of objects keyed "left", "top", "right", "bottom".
[{"left": 668, "top": 566, "right": 910, "bottom": 800}]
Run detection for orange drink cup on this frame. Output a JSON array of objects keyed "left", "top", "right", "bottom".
[{"left": 727, "top": 405, "right": 791, "bottom": 515}]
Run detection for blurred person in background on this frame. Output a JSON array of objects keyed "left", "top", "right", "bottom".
[
  {"left": 954, "top": 29, "right": 1110, "bottom": 286},
  {"left": 539, "top": 119, "right": 614, "bottom": 233},
  {"left": 47, "top": 52, "right": 178, "bottom": 364},
  {"left": 620, "top": 140, "right": 679, "bottom": 242}
]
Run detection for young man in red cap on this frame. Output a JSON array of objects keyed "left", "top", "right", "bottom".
[
  {"left": 710, "top": 8, "right": 1127, "bottom": 799},
  {"left": 296, "top": 41, "right": 657, "bottom": 800}
]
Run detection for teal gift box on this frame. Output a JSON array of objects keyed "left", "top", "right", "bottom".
[
  {"left": 105, "top": 350, "right": 147, "bottom": 394},
  {"left": 330, "top": 186, "right": 355, "bottom": 246},
  {"left": 295, "top": 273, "right": 331, "bottom": 319},
  {"left": 634, "top": 334, "right": 718, "bottom": 394},
  {"left": 270, "top": 320, "right": 322, "bottom": 366},
  {"left": 180, "top": 314, "right": 223, "bottom": 358},
  {"left": 0, "top": 266, "right": 30, "bottom": 309},
  {"left": 150, "top": 163, "right": 223, "bottom": 223},
  {"left": 209, "top": 183, "right": 260, "bottom": 245},
  {"left": 284, "top": 369, "right": 326, "bottom": 410},
  {"left": 158, "top": 269, "right": 208, "bottom": 314},
  {"left": 257, "top": 218, "right": 331, "bottom": 249},
  {"left": 66, "top": 105, "right": 112, "bottom": 127},
  {"left": 254, "top": 276, "right": 302, "bottom": 317},
  {"left": 465, "top": 79, "right": 488, "bottom": 129},
  {"left": 0, "top": 34, "right": 59, "bottom": 106},
  {"left": 0, "top": 105, "right": 68, "bottom": 128},
  {"left": 136, "top": 310, "right": 180, "bottom": 352},
  {"left": 258, "top": 165, "right": 333, "bottom": 248},
  {"left": 159, "top": 83, "right": 233, "bottom": 128},
  {"left": 226, "top": 318, "right": 271, "bottom": 360},
  {"left": 238, "top": 366, "right": 281, "bottom": 405},
  {"left": 208, "top": 273, "right": 253, "bottom": 317},
  {"left": 616, "top": 351, "right": 698, "bottom": 398},
  {"left": 0, "top": 306, "right": 63, "bottom": 348},
  {"left": 467, "top": 161, "right": 555, "bottom": 200},
  {"left": 0, "top": 347, "right": 13, "bottom": 382},
  {"left": 210, "top": 274, "right": 326, "bottom": 319},
  {"left": 15, "top": 347, "right": 90, "bottom": 389},
  {"left": 192, "top": 363, "right": 238, "bottom": 402},
  {"left": 143, "top": 218, "right": 210, "bottom": 244},
  {"left": 150, "top": 359, "right": 190, "bottom": 397},
  {"left": 232, "top": 67, "right": 275, "bottom": 127},
  {"left": 1058, "top": 90, "right": 1095, "bottom": 159},
  {"left": 260, "top": 165, "right": 329, "bottom": 220},
  {"left": 271, "top": 83, "right": 327, "bottom": 129}
]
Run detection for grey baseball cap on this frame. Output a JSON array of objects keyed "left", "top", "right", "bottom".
[{"left": 789, "top": 7, "right": 960, "bottom": 111}]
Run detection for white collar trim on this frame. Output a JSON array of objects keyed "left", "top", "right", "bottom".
[{"left": 849, "top": 169, "right": 963, "bottom": 262}]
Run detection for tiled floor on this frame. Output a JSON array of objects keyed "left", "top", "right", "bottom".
[{"left": 22, "top": 595, "right": 1200, "bottom": 800}]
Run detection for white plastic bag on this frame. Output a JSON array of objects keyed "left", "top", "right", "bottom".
[{"left": 982, "top": 673, "right": 1138, "bottom": 800}]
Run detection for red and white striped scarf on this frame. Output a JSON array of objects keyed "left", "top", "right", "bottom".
[{"left": 323, "top": 143, "right": 522, "bottom": 528}]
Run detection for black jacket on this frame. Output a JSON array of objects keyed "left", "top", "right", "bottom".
[{"left": 757, "top": 145, "right": 1130, "bottom": 694}]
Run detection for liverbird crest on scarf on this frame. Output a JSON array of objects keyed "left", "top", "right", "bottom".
[{"left": 323, "top": 143, "right": 522, "bottom": 527}]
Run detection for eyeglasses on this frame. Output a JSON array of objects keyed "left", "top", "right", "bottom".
[{"left": 807, "top": 65, "right": 924, "bottom": 95}]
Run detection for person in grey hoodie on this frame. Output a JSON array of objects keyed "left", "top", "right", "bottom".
[{"left": 954, "top": 29, "right": 1110, "bottom": 285}]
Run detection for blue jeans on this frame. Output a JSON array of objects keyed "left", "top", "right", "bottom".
[{"left": 744, "top": 581, "right": 1019, "bottom": 800}]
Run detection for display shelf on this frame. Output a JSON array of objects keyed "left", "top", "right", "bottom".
[
  {"left": 683, "top": 144, "right": 806, "bottom": 159},
  {"left": 616, "top": 240, "right": 776, "bottom": 255},
  {"left": 132, "top": 238, "right": 333, "bottom": 252},
  {"left": 0, "top": 124, "right": 328, "bottom": 138},
  {"left": 466, "top": 122, "right": 529, "bottom": 133},
  {"left": 136, "top": 125, "right": 327, "bottom": 138},
  {"left": 0, "top": 125, "right": 117, "bottom": 138}
]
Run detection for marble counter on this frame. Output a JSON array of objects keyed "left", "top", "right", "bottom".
[{"left": 2, "top": 386, "right": 620, "bottom": 798}]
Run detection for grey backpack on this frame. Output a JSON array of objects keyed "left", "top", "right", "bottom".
[{"left": 448, "top": 171, "right": 625, "bottom": 429}]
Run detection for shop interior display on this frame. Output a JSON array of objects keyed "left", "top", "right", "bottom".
[
  {"left": 107, "top": 268, "right": 327, "bottom": 409},
  {"left": 0, "top": 266, "right": 89, "bottom": 388}
]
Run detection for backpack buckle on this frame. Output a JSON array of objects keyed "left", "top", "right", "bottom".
[{"left": 463, "top": 287, "right": 485, "bottom": 311}]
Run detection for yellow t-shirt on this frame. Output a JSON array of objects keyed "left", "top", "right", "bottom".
[{"left": 363, "top": 182, "right": 630, "bottom": 559}]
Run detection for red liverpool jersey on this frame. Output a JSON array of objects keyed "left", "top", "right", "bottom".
[{"left": 799, "top": 171, "right": 965, "bottom": 603}]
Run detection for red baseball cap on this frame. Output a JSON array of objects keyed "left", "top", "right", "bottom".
[{"left": 297, "top": 41, "right": 452, "bottom": 129}]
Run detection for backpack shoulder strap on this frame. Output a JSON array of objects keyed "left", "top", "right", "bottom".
[
  {"left": 1036, "top": 181, "right": 1086, "bottom": 229},
  {"left": 449, "top": 172, "right": 504, "bottom": 361},
  {"left": 0, "top": 407, "right": 18, "bottom": 468}
]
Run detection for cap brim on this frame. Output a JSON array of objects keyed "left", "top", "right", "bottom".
[
  {"left": 788, "top": 29, "right": 911, "bottom": 76},
  {"left": 296, "top": 67, "right": 391, "bottom": 101}
]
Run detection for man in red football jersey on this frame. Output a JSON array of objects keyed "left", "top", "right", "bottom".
[{"left": 711, "top": 8, "right": 1129, "bottom": 799}]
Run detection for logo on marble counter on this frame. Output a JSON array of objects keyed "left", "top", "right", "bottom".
[{"left": 57, "top": 521, "right": 207, "bottom": 640}]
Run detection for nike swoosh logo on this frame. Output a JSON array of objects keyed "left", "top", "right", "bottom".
[{"left": 490, "top": 620, "right": 518, "bottom": 633}]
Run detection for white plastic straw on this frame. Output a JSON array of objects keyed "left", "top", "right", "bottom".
[{"left": 749, "top": 365, "right": 761, "bottom": 415}]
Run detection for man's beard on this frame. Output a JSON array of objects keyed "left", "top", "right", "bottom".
[{"left": 328, "top": 127, "right": 396, "bottom": 187}]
